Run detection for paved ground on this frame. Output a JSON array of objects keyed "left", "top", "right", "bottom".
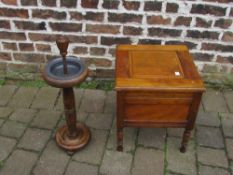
[{"left": 0, "top": 85, "right": 232, "bottom": 175}]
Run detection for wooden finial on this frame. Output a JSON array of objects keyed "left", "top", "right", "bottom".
[
  {"left": 56, "top": 36, "right": 69, "bottom": 74},
  {"left": 56, "top": 36, "right": 69, "bottom": 57}
]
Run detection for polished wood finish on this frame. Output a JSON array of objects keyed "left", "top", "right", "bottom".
[
  {"left": 56, "top": 87, "right": 90, "bottom": 152},
  {"left": 115, "top": 45, "right": 205, "bottom": 152},
  {"left": 63, "top": 87, "right": 78, "bottom": 137},
  {"left": 42, "top": 68, "right": 88, "bottom": 88}
]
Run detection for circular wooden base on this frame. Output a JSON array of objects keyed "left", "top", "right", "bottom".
[
  {"left": 180, "top": 146, "right": 186, "bottom": 153},
  {"left": 55, "top": 123, "right": 91, "bottom": 152}
]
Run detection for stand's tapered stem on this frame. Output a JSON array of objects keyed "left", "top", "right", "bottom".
[{"left": 62, "top": 88, "right": 78, "bottom": 137}]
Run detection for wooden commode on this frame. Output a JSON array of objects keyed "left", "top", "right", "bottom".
[{"left": 115, "top": 45, "right": 205, "bottom": 153}]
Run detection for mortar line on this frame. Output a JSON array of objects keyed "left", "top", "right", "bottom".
[
  {"left": 219, "top": 112, "right": 233, "bottom": 175},
  {"left": 163, "top": 129, "right": 168, "bottom": 175},
  {"left": 129, "top": 128, "right": 139, "bottom": 175},
  {"left": 194, "top": 125, "right": 200, "bottom": 175},
  {"left": 0, "top": 107, "right": 38, "bottom": 173},
  {"left": 96, "top": 116, "right": 112, "bottom": 175},
  {"left": 29, "top": 111, "right": 64, "bottom": 175}
]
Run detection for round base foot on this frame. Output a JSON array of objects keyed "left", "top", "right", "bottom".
[
  {"left": 55, "top": 123, "right": 91, "bottom": 152},
  {"left": 117, "top": 145, "right": 123, "bottom": 152},
  {"left": 180, "top": 146, "right": 186, "bottom": 153}
]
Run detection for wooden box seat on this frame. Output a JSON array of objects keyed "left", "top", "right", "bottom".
[{"left": 115, "top": 45, "right": 205, "bottom": 152}]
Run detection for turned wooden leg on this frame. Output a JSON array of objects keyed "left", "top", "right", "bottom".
[
  {"left": 180, "top": 93, "right": 202, "bottom": 153},
  {"left": 117, "top": 127, "right": 123, "bottom": 151},
  {"left": 180, "top": 129, "right": 192, "bottom": 153},
  {"left": 63, "top": 87, "right": 78, "bottom": 137}
]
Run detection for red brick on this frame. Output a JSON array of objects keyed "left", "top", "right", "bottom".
[
  {"left": 138, "top": 39, "right": 161, "bottom": 44},
  {"left": 165, "top": 41, "right": 197, "bottom": 49},
  {"left": 50, "top": 22, "right": 82, "bottom": 32},
  {"left": 13, "top": 53, "right": 45, "bottom": 63},
  {"left": 147, "top": 15, "right": 171, "bottom": 25},
  {"left": 81, "top": 0, "right": 99, "bottom": 9},
  {"left": 144, "top": 1, "right": 162, "bottom": 11},
  {"left": 41, "top": 0, "right": 56, "bottom": 6},
  {"left": 81, "top": 57, "right": 112, "bottom": 67},
  {"left": 61, "top": 0, "right": 77, "bottom": 7},
  {"left": 90, "top": 47, "right": 105, "bottom": 56},
  {"left": 32, "top": 9, "right": 66, "bottom": 19},
  {"left": 96, "top": 69, "right": 114, "bottom": 78},
  {"left": 191, "top": 4, "right": 226, "bottom": 16},
  {"left": 69, "top": 35, "right": 97, "bottom": 44},
  {"left": 0, "top": 8, "right": 29, "bottom": 18},
  {"left": 195, "top": 17, "right": 212, "bottom": 28},
  {"left": 73, "top": 46, "right": 88, "bottom": 54},
  {"left": 222, "top": 32, "right": 233, "bottom": 42},
  {"left": 2, "top": 0, "right": 17, "bottom": 5},
  {"left": 0, "top": 52, "right": 12, "bottom": 61},
  {"left": 201, "top": 43, "right": 233, "bottom": 52},
  {"left": 36, "top": 44, "right": 51, "bottom": 52},
  {"left": 70, "top": 12, "right": 83, "bottom": 21},
  {"left": 0, "top": 20, "right": 10, "bottom": 29},
  {"left": 148, "top": 28, "right": 182, "bottom": 37},
  {"left": 8, "top": 63, "right": 38, "bottom": 73},
  {"left": 187, "top": 30, "right": 219, "bottom": 40},
  {"left": 102, "top": 0, "right": 119, "bottom": 9},
  {"left": 2, "top": 42, "right": 17, "bottom": 51},
  {"left": 216, "top": 55, "right": 233, "bottom": 64},
  {"left": 101, "top": 37, "right": 131, "bottom": 46},
  {"left": 166, "top": 3, "right": 179, "bottom": 13},
  {"left": 28, "top": 33, "right": 56, "bottom": 42},
  {"left": 214, "top": 18, "right": 232, "bottom": 29},
  {"left": 191, "top": 52, "right": 214, "bottom": 61},
  {"left": 93, "top": 58, "right": 112, "bottom": 67},
  {"left": 29, "top": 33, "right": 97, "bottom": 44},
  {"left": 21, "top": 0, "right": 37, "bottom": 6},
  {"left": 123, "top": 1, "right": 140, "bottom": 10},
  {"left": 123, "top": 26, "right": 143, "bottom": 36},
  {"left": 174, "top": 16, "right": 192, "bottom": 26},
  {"left": 86, "top": 24, "right": 120, "bottom": 34},
  {"left": 70, "top": 12, "right": 104, "bottom": 21},
  {"left": 108, "top": 13, "right": 142, "bottom": 23},
  {"left": 19, "top": 43, "right": 34, "bottom": 51},
  {"left": 0, "top": 31, "right": 26, "bottom": 40},
  {"left": 14, "top": 21, "right": 46, "bottom": 30}
]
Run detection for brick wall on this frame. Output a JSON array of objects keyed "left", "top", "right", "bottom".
[{"left": 0, "top": 0, "right": 232, "bottom": 79}]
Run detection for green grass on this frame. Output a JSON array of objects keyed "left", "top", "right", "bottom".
[
  {"left": 0, "top": 160, "right": 3, "bottom": 168},
  {"left": 76, "top": 80, "right": 115, "bottom": 91},
  {"left": 11, "top": 79, "right": 115, "bottom": 91},
  {"left": 0, "top": 79, "right": 5, "bottom": 86},
  {"left": 16, "top": 79, "right": 47, "bottom": 88}
]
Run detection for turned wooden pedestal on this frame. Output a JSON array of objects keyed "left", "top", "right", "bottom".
[
  {"left": 42, "top": 37, "right": 91, "bottom": 153},
  {"left": 115, "top": 45, "right": 205, "bottom": 153}
]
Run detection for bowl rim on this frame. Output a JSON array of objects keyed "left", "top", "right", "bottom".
[{"left": 45, "top": 56, "right": 85, "bottom": 80}]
